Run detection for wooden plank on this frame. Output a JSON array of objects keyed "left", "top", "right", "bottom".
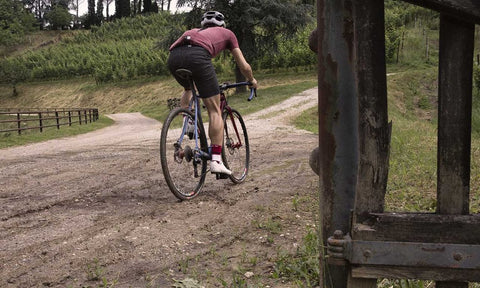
[
  {"left": 437, "top": 14, "right": 473, "bottom": 215},
  {"left": 353, "top": 0, "right": 390, "bottom": 224},
  {"left": 353, "top": 213, "right": 480, "bottom": 244},
  {"left": 436, "top": 13, "right": 474, "bottom": 288},
  {"left": 352, "top": 266, "right": 480, "bottom": 282},
  {"left": 401, "top": 0, "right": 480, "bottom": 24},
  {"left": 349, "top": 0, "right": 390, "bottom": 286}
]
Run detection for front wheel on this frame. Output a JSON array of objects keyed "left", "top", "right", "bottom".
[
  {"left": 160, "top": 107, "right": 208, "bottom": 200},
  {"left": 222, "top": 109, "right": 249, "bottom": 184}
]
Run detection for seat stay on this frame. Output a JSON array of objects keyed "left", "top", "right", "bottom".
[{"left": 175, "top": 69, "right": 207, "bottom": 159}]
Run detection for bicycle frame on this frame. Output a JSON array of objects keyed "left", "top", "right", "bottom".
[{"left": 180, "top": 82, "right": 256, "bottom": 162}]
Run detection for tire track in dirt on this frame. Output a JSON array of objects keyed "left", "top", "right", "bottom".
[{"left": 0, "top": 89, "right": 319, "bottom": 287}]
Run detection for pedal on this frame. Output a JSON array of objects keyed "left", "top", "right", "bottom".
[{"left": 215, "top": 173, "right": 230, "bottom": 180}]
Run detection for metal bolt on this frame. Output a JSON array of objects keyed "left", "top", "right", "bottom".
[
  {"left": 333, "top": 230, "right": 344, "bottom": 239},
  {"left": 453, "top": 253, "right": 463, "bottom": 261},
  {"left": 363, "top": 249, "right": 372, "bottom": 258}
]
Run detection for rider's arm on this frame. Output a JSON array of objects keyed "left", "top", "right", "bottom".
[{"left": 231, "top": 48, "right": 258, "bottom": 89}]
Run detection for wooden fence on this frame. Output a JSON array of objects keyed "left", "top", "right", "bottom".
[{"left": 0, "top": 108, "right": 99, "bottom": 135}]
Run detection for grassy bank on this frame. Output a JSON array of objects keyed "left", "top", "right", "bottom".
[{"left": 294, "top": 65, "right": 480, "bottom": 214}]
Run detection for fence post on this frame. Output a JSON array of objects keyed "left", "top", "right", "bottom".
[
  {"left": 38, "top": 112, "right": 43, "bottom": 132},
  {"left": 55, "top": 111, "right": 60, "bottom": 129},
  {"left": 84, "top": 110, "right": 87, "bottom": 124},
  {"left": 78, "top": 110, "right": 82, "bottom": 125},
  {"left": 68, "top": 111, "right": 72, "bottom": 126},
  {"left": 17, "top": 113, "right": 21, "bottom": 135}
]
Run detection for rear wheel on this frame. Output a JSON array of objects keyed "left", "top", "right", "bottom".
[
  {"left": 222, "top": 109, "right": 249, "bottom": 184},
  {"left": 160, "top": 108, "right": 208, "bottom": 200}
]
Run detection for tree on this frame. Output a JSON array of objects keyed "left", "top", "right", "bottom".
[
  {"left": 84, "top": 0, "right": 95, "bottom": 28},
  {"left": 115, "top": 0, "right": 130, "bottom": 18},
  {"left": 44, "top": 5, "right": 72, "bottom": 29},
  {"left": 0, "top": 59, "right": 30, "bottom": 96},
  {"left": 104, "top": 0, "right": 113, "bottom": 20},
  {"left": 143, "top": 0, "right": 152, "bottom": 13},
  {"left": 0, "top": 0, "right": 37, "bottom": 45},
  {"left": 96, "top": 0, "right": 103, "bottom": 24}
]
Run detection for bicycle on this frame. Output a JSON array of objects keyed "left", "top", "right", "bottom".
[{"left": 160, "top": 69, "right": 257, "bottom": 200}]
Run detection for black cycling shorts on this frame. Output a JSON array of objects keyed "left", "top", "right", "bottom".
[{"left": 167, "top": 46, "right": 220, "bottom": 98}]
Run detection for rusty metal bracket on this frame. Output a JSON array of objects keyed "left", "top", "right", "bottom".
[
  {"left": 327, "top": 230, "right": 480, "bottom": 269},
  {"left": 327, "top": 230, "right": 352, "bottom": 263}
]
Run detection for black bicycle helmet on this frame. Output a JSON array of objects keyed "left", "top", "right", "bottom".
[{"left": 201, "top": 11, "right": 225, "bottom": 28}]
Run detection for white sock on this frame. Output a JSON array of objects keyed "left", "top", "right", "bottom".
[{"left": 211, "top": 154, "right": 222, "bottom": 163}]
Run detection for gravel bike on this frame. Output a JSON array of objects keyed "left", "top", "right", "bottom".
[{"left": 160, "top": 69, "right": 256, "bottom": 200}]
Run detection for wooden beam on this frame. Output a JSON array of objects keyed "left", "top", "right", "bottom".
[
  {"left": 353, "top": 213, "right": 480, "bottom": 244},
  {"left": 349, "top": 0, "right": 390, "bottom": 286},
  {"left": 401, "top": 0, "right": 480, "bottom": 24},
  {"left": 436, "top": 13, "right": 474, "bottom": 288}
]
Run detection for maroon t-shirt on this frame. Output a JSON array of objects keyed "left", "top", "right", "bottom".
[{"left": 169, "top": 27, "right": 239, "bottom": 58}]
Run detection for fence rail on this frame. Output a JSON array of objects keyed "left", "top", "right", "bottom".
[{"left": 0, "top": 108, "right": 99, "bottom": 135}]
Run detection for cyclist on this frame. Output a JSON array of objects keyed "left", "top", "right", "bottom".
[{"left": 167, "top": 10, "right": 258, "bottom": 175}]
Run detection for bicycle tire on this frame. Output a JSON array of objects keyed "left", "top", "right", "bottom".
[
  {"left": 222, "top": 109, "right": 249, "bottom": 184},
  {"left": 160, "top": 107, "right": 208, "bottom": 200}
]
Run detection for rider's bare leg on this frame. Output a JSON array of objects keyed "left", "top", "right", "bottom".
[
  {"left": 202, "top": 94, "right": 232, "bottom": 175},
  {"left": 180, "top": 89, "right": 192, "bottom": 109},
  {"left": 202, "top": 94, "right": 223, "bottom": 145}
]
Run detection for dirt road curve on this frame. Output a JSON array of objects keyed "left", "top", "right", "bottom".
[{"left": 0, "top": 88, "right": 319, "bottom": 287}]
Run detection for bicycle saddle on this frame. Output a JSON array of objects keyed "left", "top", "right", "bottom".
[{"left": 175, "top": 69, "right": 192, "bottom": 80}]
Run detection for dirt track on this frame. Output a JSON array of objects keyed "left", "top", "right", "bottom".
[{"left": 0, "top": 88, "right": 319, "bottom": 287}]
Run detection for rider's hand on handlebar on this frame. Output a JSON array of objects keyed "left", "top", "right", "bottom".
[{"left": 248, "top": 78, "right": 258, "bottom": 89}]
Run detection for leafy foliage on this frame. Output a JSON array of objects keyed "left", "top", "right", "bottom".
[
  {"left": 0, "top": 13, "right": 173, "bottom": 84},
  {"left": 0, "top": 0, "right": 36, "bottom": 46},
  {"left": 1, "top": 10, "right": 315, "bottom": 84},
  {"left": 205, "top": 0, "right": 313, "bottom": 62},
  {"left": 44, "top": 5, "right": 72, "bottom": 29}
]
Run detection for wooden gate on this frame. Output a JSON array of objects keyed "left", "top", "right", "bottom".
[{"left": 311, "top": 0, "right": 480, "bottom": 287}]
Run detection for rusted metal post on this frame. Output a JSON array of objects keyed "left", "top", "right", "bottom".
[
  {"left": 436, "top": 13, "right": 474, "bottom": 288},
  {"left": 317, "top": 0, "right": 358, "bottom": 286}
]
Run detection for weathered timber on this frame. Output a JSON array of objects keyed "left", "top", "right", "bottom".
[
  {"left": 402, "top": 0, "right": 480, "bottom": 24},
  {"left": 352, "top": 213, "right": 480, "bottom": 244},
  {"left": 349, "top": 0, "right": 389, "bottom": 286},
  {"left": 436, "top": 14, "right": 474, "bottom": 288},
  {"left": 352, "top": 0, "right": 390, "bottom": 224},
  {"left": 317, "top": 0, "right": 358, "bottom": 286},
  {"left": 351, "top": 266, "right": 480, "bottom": 282},
  {"left": 437, "top": 14, "right": 474, "bottom": 216}
]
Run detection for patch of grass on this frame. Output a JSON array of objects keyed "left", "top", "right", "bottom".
[
  {"left": 0, "top": 115, "right": 113, "bottom": 149},
  {"left": 253, "top": 217, "right": 282, "bottom": 234},
  {"left": 293, "top": 106, "right": 317, "bottom": 134},
  {"left": 272, "top": 228, "right": 319, "bottom": 287}
]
